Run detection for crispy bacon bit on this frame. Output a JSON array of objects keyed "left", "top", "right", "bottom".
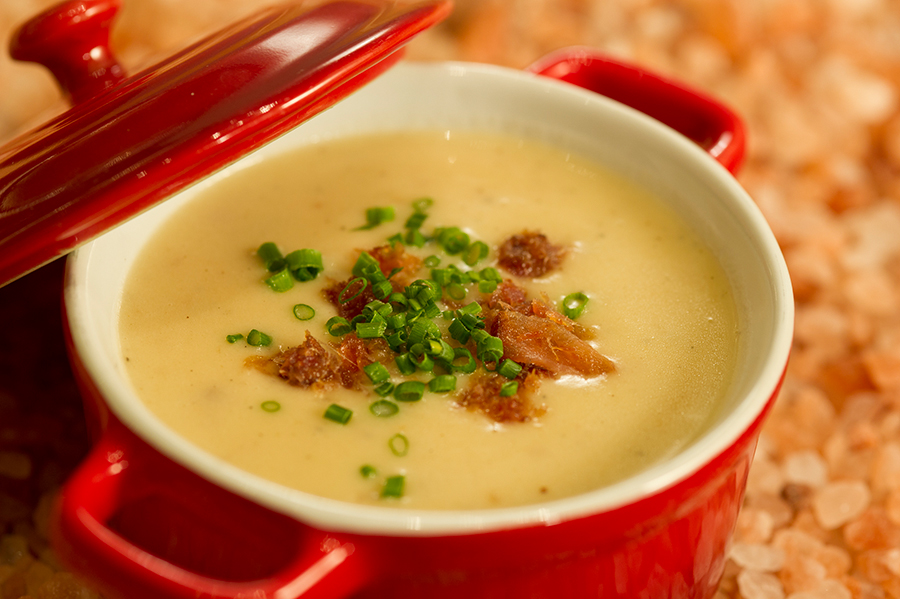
[
  {"left": 273, "top": 331, "right": 392, "bottom": 391},
  {"left": 494, "top": 309, "right": 613, "bottom": 376},
  {"left": 323, "top": 277, "right": 376, "bottom": 320},
  {"left": 497, "top": 230, "right": 566, "bottom": 277},
  {"left": 456, "top": 370, "right": 545, "bottom": 423},
  {"left": 483, "top": 279, "right": 613, "bottom": 377},
  {"left": 275, "top": 331, "right": 347, "bottom": 390},
  {"left": 322, "top": 244, "right": 424, "bottom": 319}
]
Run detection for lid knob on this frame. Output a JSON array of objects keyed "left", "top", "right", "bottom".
[{"left": 10, "top": 0, "right": 126, "bottom": 105}]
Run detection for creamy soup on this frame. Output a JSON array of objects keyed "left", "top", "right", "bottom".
[{"left": 118, "top": 131, "right": 738, "bottom": 510}]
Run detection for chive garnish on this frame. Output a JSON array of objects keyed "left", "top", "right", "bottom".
[
  {"left": 363, "top": 362, "right": 391, "bottom": 385},
  {"left": 562, "top": 292, "right": 589, "bottom": 319},
  {"left": 226, "top": 333, "right": 244, "bottom": 344},
  {"left": 247, "top": 329, "right": 272, "bottom": 347},
  {"left": 388, "top": 433, "right": 409, "bottom": 456},
  {"left": 499, "top": 381, "right": 518, "bottom": 397},
  {"left": 370, "top": 399, "right": 399, "bottom": 417},
  {"left": 463, "top": 241, "right": 489, "bottom": 266},
  {"left": 356, "top": 206, "right": 395, "bottom": 230},
  {"left": 497, "top": 359, "right": 523, "bottom": 380},
  {"left": 285, "top": 249, "right": 324, "bottom": 282},
  {"left": 257, "top": 242, "right": 285, "bottom": 272},
  {"left": 293, "top": 304, "right": 315, "bottom": 321},
  {"left": 260, "top": 400, "right": 281, "bottom": 412},
  {"left": 381, "top": 474, "right": 405, "bottom": 498},
  {"left": 324, "top": 403, "right": 352, "bottom": 424},
  {"left": 360, "top": 464, "right": 377, "bottom": 478},
  {"left": 325, "top": 316, "right": 352, "bottom": 337},
  {"left": 428, "top": 374, "right": 457, "bottom": 393},
  {"left": 393, "top": 381, "right": 425, "bottom": 402},
  {"left": 265, "top": 267, "right": 294, "bottom": 292}
]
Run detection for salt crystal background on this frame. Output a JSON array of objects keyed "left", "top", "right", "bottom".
[{"left": 3, "top": 0, "right": 900, "bottom": 597}]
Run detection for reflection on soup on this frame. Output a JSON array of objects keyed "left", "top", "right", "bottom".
[{"left": 118, "top": 131, "right": 739, "bottom": 510}]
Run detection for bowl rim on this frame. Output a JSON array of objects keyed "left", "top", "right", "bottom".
[{"left": 64, "top": 60, "right": 794, "bottom": 536}]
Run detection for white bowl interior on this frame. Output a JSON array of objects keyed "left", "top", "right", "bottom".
[{"left": 65, "top": 61, "right": 793, "bottom": 535}]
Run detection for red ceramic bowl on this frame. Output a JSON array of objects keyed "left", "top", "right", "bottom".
[{"left": 56, "top": 51, "right": 792, "bottom": 599}]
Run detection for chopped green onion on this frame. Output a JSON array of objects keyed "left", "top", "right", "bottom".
[
  {"left": 394, "top": 381, "right": 426, "bottom": 402},
  {"left": 257, "top": 242, "right": 285, "bottom": 272},
  {"left": 324, "top": 403, "right": 353, "bottom": 424},
  {"left": 292, "top": 304, "right": 315, "bottom": 321},
  {"left": 326, "top": 316, "right": 352, "bottom": 336},
  {"left": 339, "top": 277, "right": 368, "bottom": 304},
  {"left": 226, "top": 333, "right": 244, "bottom": 344},
  {"left": 476, "top": 335, "right": 504, "bottom": 365},
  {"left": 405, "top": 228, "right": 426, "bottom": 247},
  {"left": 395, "top": 353, "right": 416, "bottom": 375},
  {"left": 260, "top": 400, "right": 281, "bottom": 412},
  {"left": 356, "top": 206, "right": 395, "bottom": 230},
  {"left": 381, "top": 474, "right": 405, "bottom": 498},
  {"left": 374, "top": 382, "right": 395, "bottom": 397},
  {"left": 497, "top": 359, "right": 523, "bottom": 380},
  {"left": 363, "top": 362, "right": 391, "bottom": 385},
  {"left": 356, "top": 318, "right": 387, "bottom": 339},
  {"left": 428, "top": 375, "right": 457, "bottom": 393},
  {"left": 360, "top": 464, "right": 377, "bottom": 478},
  {"left": 405, "top": 211, "right": 428, "bottom": 229},
  {"left": 423, "top": 255, "right": 441, "bottom": 268},
  {"left": 463, "top": 241, "right": 489, "bottom": 266},
  {"left": 388, "top": 433, "right": 409, "bottom": 456},
  {"left": 562, "top": 292, "right": 589, "bottom": 319},
  {"left": 412, "top": 197, "right": 433, "bottom": 213},
  {"left": 369, "top": 399, "right": 399, "bottom": 417},
  {"left": 445, "top": 283, "right": 467, "bottom": 301},
  {"left": 371, "top": 280, "right": 393, "bottom": 300},
  {"left": 450, "top": 347, "right": 477, "bottom": 374},
  {"left": 265, "top": 267, "right": 294, "bottom": 292},
  {"left": 478, "top": 279, "right": 499, "bottom": 294},
  {"left": 247, "top": 329, "right": 272, "bottom": 347},
  {"left": 499, "top": 381, "right": 518, "bottom": 397},
  {"left": 285, "top": 249, "right": 324, "bottom": 282},
  {"left": 437, "top": 227, "right": 470, "bottom": 254}
]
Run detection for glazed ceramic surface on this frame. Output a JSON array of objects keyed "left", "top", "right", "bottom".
[{"left": 59, "top": 59, "right": 793, "bottom": 599}]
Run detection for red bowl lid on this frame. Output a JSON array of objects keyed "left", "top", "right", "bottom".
[{"left": 0, "top": 0, "right": 451, "bottom": 288}]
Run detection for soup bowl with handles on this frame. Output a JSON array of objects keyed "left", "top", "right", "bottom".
[{"left": 5, "top": 1, "right": 792, "bottom": 598}]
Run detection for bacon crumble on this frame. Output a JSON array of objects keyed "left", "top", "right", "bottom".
[{"left": 497, "top": 230, "right": 566, "bottom": 277}]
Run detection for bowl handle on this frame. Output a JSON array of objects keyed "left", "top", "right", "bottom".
[
  {"left": 51, "top": 420, "right": 370, "bottom": 599},
  {"left": 526, "top": 48, "right": 746, "bottom": 175}
]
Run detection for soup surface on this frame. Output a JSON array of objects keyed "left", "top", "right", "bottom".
[{"left": 118, "top": 131, "right": 739, "bottom": 510}]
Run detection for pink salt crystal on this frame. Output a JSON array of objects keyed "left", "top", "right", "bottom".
[
  {"left": 786, "top": 580, "right": 853, "bottom": 599},
  {"left": 842, "top": 203, "right": 900, "bottom": 271},
  {"left": 749, "top": 457, "right": 787, "bottom": 496},
  {"left": 814, "top": 56, "right": 897, "bottom": 125},
  {"left": 812, "top": 480, "right": 871, "bottom": 530},
  {"left": 886, "top": 489, "right": 900, "bottom": 525},
  {"left": 784, "top": 450, "right": 829, "bottom": 489},
  {"left": 844, "top": 508, "right": 900, "bottom": 551},
  {"left": 736, "top": 508, "right": 777, "bottom": 544},
  {"left": 738, "top": 569, "right": 787, "bottom": 599},
  {"left": 814, "top": 545, "right": 852, "bottom": 579},
  {"left": 839, "top": 576, "right": 887, "bottom": 599},
  {"left": 730, "top": 543, "right": 786, "bottom": 572},
  {"left": 791, "top": 510, "right": 829, "bottom": 542},
  {"left": 843, "top": 269, "right": 897, "bottom": 317},
  {"left": 857, "top": 549, "right": 900, "bottom": 583},
  {"left": 749, "top": 494, "right": 796, "bottom": 529},
  {"left": 794, "top": 304, "right": 849, "bottom": 351},
  {"left": 870, "top": 442, "right": 900, "bottom": 499}
]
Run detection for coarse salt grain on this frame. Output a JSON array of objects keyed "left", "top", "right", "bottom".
[
  {"left": 811, "top": 480, "right": 871, "bottom": 529},
  {"left": 730, "top": 543, "right": 786, "bottom": 572},
  {"left": 783, "top": 450, "right": 829, "bottom": 489},
  {"left": 785, "top": 579, "right": 853, "bottom": 599},
  {"left": 738, "top": 569, "right": 786, "bottom": 599}
]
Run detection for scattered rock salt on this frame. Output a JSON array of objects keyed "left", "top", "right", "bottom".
[
  {"left": 730, "top": 543, "right": 786, "bottom": 572},
  {"left": 785, "top": 579, "right": 853, "bottom": 599},
  {"left": 870, "top": 442, "right": 900, "bottom": 498},
  {"left": 812, "top": 480, "right": 871, "bottom": 529},
  {"left": 783, "top": 450, "right": 829, "bottom": 489},
  {"left": 738, "top": 570, "right": 786, "bottom": 599}
]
